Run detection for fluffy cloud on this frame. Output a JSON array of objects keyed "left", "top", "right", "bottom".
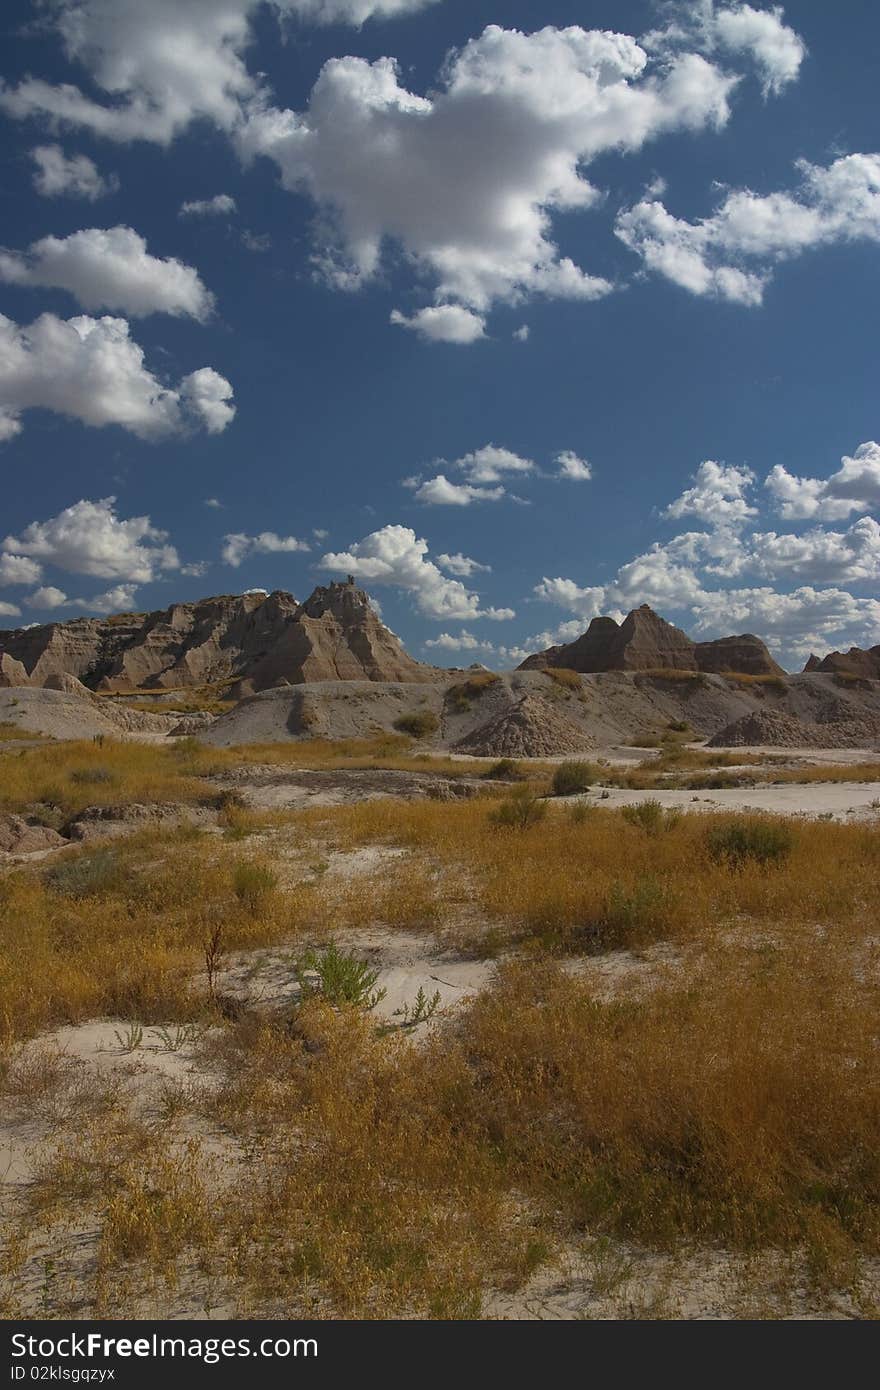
[
  {"left": 664, "top": 460, "right": 757, "bottom": 523},
  {"left": 766, "top": 441, "right": 880, "bottom": 520},
  {"left": 690, "top": 586, "right": 880, "bottom": 659},
  {"left": 525, "top": 441, "right": 880, "bottom": 662},
  {"left": 0, "top": 600, "right": 22, "bottom": 619},
  {"left": 0, "top": 553, "right": 42, "bottom": 586},
  {"left": 239, "top": 25, "right": 735, "bottom": 319},
  {"left": 321, "top": 524, "right": 514, "bottom": 621},
  {"left": 647, "top": 3, "right": 805, "bottom": 97},
  {"left": 0, "top": 313, "right": 234, "bottom": 442},
  {"left": 31, "top": 144, "right": 117, "bottom": 199},
  {"left": 617, "top": 153, "right": 880, "bottom": 304},
  {"left": 0, "top": 226, "right": 214, "bottom": 319},
  {"left": 436, "top": 552, "right": 491, "bottom": 577},
  {"left": 222, "top": 531, "right": 311, "bottom": 566},
  {"left": 3, "top": 498, "right": 178, "bottom": 582},
  {"left": 555, "top": 450, "right": 592, "bottom": 481},
  {"left": 26, "top": 586, "right": 69, "bottom": 610},
  {"left": 411, "top": 445, "right": 534, "bottom": 505},
  {"left": 390, "top": 306, "right": 485, "bottom": 344},
  {"left": 709, "top": 3, "right": 805, "bottom": 94},
  {"left": 533, "top": 576, "right": 606, "bottom": 619},
  {"left": 0, "top": 1, "right": 439, "bottom": 146},
  {"left": 412, "top": 476, "right": 506, "bottom": 506},
  {"left": 423, "top": 630, "right": 495, "bottom": 652},
  {"left": 179, "top": 193, "right": 237, "bottom": 217},
  {"left": 76, "top": 583, "right": 141, "bottom": 614}
]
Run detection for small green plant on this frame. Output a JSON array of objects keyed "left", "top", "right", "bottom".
[
  {"left": 489, "top": 785, "right": 548, "bottom": 830},
  {"left": 150, "top": 1023, "right": 206, "bottom": 1053},
  {"left": 394, "top": 987, "right": 442, "bottom": 1027},
  {"left": 296, "top": 941, "right": 387, "bottom": 1011},
  {"left": 393, "top": 711, "right": 439, "bottom": 739},
  {"left": 603, "top": 875, "right": 669, "bottom": 941},
  {"left": 112, "top": 1023, "right": 144, "bottom": 1054},
  {"left": 204, "top": 922, "right": 225, "bottom": 1006},
  {"left": 705, "top": 817, "right": 794, "bottom": 868},
  {"left": 667, "top": 720, "right": 690, "bottom": 734},
  {"left": 46, "top": 849, "right": 124, "bottom": 898},
  {"left": 552, "top": 761, "right": 593, "bottom": 797},
  {"left": 232, "top": 861, "right": 278, "bottom": 912},
  {"left": 620, "top": 799, "right": 668, "bottom": 835}
]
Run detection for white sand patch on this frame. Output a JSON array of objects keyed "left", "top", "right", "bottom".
[{"left": 566, "top": 782, "right": 880, "bottom": 822}]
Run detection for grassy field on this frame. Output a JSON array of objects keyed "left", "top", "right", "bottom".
[{"left": 1, "top": 737, "right": 879, "bottom": 1317}]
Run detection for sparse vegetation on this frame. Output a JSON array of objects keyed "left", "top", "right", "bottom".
[
  {"left": 483, "top": 758, "right": 523, "bottom": 781},
  {"left": 2, "top": 730, "right": 879, "bottom": 1320},
  {"left": 705, "top": 817, "right": 794, "bottom": 869},
  {"left": 543, "top": 668, "right": 582, "bottom": 691},
  {"left": 393, "top": 711, "right": 439, "bottom": 739},
  {"left": 488, "top": 785, "right": 548, "bottom": 830},
  {"left": 551, "top": 760, "right": 594, "bottom": 796},
  {"left": 445, "top": 671, "right": 500, "bottom": 714}
]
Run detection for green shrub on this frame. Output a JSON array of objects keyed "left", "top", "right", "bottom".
[
  {"left": 296, "top": 941, "right": 386, "bottom": 1011},
  {"left": 621, "top": 799, "right": 667, "bottom": 835},
  {"left": 393, "top": 711, "right": 439, "bottom": 739},
  {"left": 552, "top": 761, "right": 593, "bottom": 797},
  {"left": 705, "top": 818, "right": 793, "bottom": 868},
  {"left": 232, "top": 861, "right": 278, "bottom": 912},
  {"left": 603, "top": 875, "right": 670, "bottom": 942},
  {"left": 46, "top": 849, "right": 124, "bottom": 899},
  {"left": 489, "top": 786, "right": 547, "bottom": 830}
]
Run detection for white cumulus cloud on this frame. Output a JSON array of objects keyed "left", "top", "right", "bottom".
[
  {"left": 647, "top": 3, "right": 806, "bottom": 97},
  {"left": 424, "top": 630, "right": 495, "bottom": 653},
  {"left": 239, "top": 25, "right": 735, "bottom": 321},
  {"left": 321, "top": 524, "right": 514, "bottom": 621},
  {"left": 0, "top": 313, "right": 234, "bottom": 442},
  {"left": 31, "top": 144, "right": 118, "bottom": 199},
  {"left": 26, "top": 586, "right": 69, "bottom": 610},
  {"left": 664, "top": 460, "right": 758, "bottom": 523},
  {"left": 390, "top": 306, "right": 486, "bottom": 344},
  {"left": 222, "top": 532, "right": 311, "bottom": 567},
  {"left": 179, "top": 193, "right": 237, "bottom": 217},
  {"left": 3, "top": 497, "right": 178, "bottom": 582},
  {"left": 0, "top": 226, "right": 214, "bottom": 319},
  {"left": 556, "top": 450, "right": 593, "bottom": 481},
  {"left": 0, "top": 554, "right": 43, "bottom": 586},
  {"left": 0, "top": 1, "right": 440, "bottom": 147},
  {"left": 617, "top": 153, "right": 880, "bottom": 304},
  {"left": 765, "top": 441, "right": 880, "bottom": 520},
  {"left": 436, "top": 552, "right": 491, "bottom": 577}
]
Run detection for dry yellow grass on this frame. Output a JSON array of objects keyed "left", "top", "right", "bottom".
[{"left": 3, "top": 739, "right": 880, "bottom": 1318}]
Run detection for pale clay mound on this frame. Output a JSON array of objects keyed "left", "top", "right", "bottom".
[
  {"left": 709, "top": 706, "right": 880, "bottom": 749},
  {"left": 454, "top": 693, "right": 595, "bottom": 758}
]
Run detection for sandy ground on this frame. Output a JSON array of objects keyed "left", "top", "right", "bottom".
[{"left": 569, "top": 781, "right": 880, "bottom": 822}]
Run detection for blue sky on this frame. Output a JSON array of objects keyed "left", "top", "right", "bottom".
[{"left": 0, "top": 0, "right": 878, "bottom": 669}]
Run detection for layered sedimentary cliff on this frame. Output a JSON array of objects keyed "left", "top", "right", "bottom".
[
  {"left": 0, "top": 581, "right": 432, "bottom": 692},
  {"left": 518, "top": 604, "right": 785, "bottom": 677}
]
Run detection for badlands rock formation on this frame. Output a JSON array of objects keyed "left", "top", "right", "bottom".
[
  {"left": 0, "top": 581, "right": 432, "bottom": 693},
  {"left": 803, "top": 645, "right": 880, "bottom": 680},
  {"left": 519, "top": 605, "right": 785, "bottom": 677}
]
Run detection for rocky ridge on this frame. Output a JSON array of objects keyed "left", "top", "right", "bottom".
[
  {"left": 0, "top": 581, "right": 433, "bottom": 694},
  {"left": 519, "top": 604, "right": 785, "bottom": 677}
]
